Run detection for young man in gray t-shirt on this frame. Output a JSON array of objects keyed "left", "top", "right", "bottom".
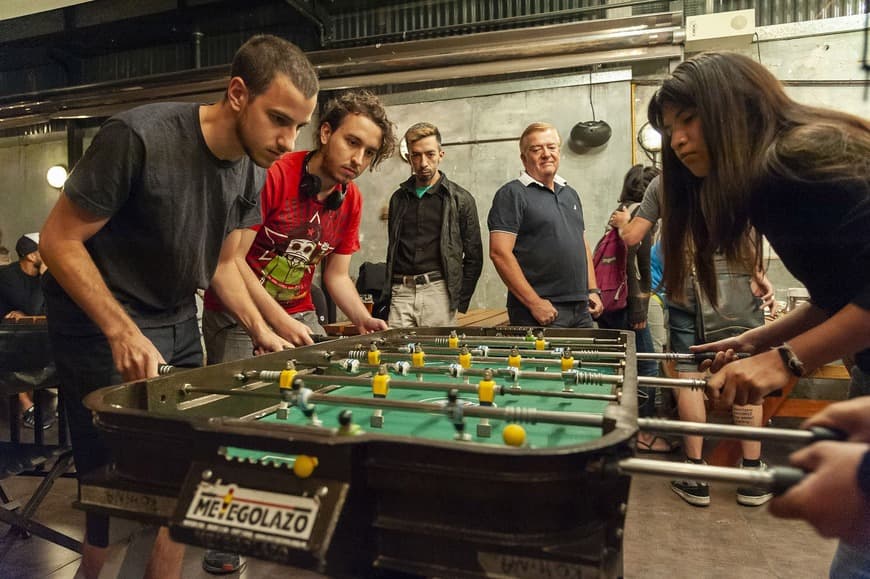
[{"left": 39, "top": 35, "right": 318, "bottom": 579}]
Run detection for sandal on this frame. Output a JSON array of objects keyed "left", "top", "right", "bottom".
[{"left": 636, "top": 435, "right": 680, "bottom": 454}]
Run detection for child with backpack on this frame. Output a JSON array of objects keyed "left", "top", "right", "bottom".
[{"left": 593, "top": 165, "right": 676, "bottom": 453}]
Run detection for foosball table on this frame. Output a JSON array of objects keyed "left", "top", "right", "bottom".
[{"left": 80, "top": 326, "right": 818, "bottom": 578}]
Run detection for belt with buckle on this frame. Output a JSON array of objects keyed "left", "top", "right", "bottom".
[{"left": 392, "top": 271, "right": 443, "bottom": 285}]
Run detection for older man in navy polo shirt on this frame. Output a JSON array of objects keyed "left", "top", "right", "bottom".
[{"left": 488, "top": 122, "right": 603, "bottom": 327}]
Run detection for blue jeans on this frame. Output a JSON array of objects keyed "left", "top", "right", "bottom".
[
  {"left": 831, "top": 541, "right": 870, "bottom": 579},
  {"left": 829, "top": 366, "right": 870, "bottom": 578},
  {"left": 49, "top": 317, "right": 202, "bottom": 547},
  {"left": 597, "top": 307, "right": 658, "bottom": 418},
  {"left": 667, "top": 301, "right": 698, "bottom": 372}
]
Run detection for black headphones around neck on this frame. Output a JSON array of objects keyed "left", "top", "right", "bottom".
[{"left": 299, "top": 151, "right": 346, "bottom": 211}]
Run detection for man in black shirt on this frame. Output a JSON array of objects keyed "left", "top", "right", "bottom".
[
  {"left": 0, "top": 234, "right": 45, "bottom": 319},
  {"left": 385, "top": 122, "right": 482, "bottom": 327},
  {"left": 0, "top": 233, "right": 53, "bottom": 429}
]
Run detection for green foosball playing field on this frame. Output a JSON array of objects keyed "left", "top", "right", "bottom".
[{"left": 228, "top": 339, "right": 621, "bottom": 463}]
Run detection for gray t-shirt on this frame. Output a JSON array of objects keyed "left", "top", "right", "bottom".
[
  {"left": 637, "top": 175, "right": 662, "bottom": 223},
  {"left": 45, "top": 102, "right": 263, "bottom": 330}
]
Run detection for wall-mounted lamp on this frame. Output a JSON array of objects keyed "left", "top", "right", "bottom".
[
  {"left": 637, "top": 122, "right": 662, "bottom": 153},
  {"left": 46, "top": 165, "right": 68, "bottom": 189}
]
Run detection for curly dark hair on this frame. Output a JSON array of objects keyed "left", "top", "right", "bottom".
[{"left": 318, "top": 90, "right": 397, "bottom": 169}]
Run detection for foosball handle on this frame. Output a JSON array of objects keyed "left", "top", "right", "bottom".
[
  {"left": 692, "top": 352, "right": 751, "bottom": 361},
  {"left": 770, "top": 466, "right": 805, "bottom": 495},
  {"left": 808, "top": 426, "right": 849, "bottom": 442}
]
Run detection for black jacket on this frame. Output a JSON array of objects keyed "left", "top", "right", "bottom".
[{"left": 386, "top": 173, "right": 483, "bottom": 313}]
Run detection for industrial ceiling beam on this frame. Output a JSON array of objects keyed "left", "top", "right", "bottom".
[{"left": 0, "top": 11, "right": 684, "bottom": 131}]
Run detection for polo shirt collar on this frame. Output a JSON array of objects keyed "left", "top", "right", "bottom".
[{"left": 519, "top": 171, "right": 567, "bottom": 190}]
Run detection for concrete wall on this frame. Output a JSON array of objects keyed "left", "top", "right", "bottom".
[
  {"left": 0, "top": 134, "right": 66, "bottom": 257},
  {"left": 630, "top": 16, "right": 869, "bottom": 306},
  {"left": 350, "top": 73, "right": 632, "bottom": 312}
]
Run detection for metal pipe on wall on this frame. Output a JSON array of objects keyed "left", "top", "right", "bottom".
[{"left": 0, "top": 11, "right": 683, "bottom": 131}]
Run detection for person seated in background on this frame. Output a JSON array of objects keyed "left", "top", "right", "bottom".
[
  {"left": 0, "top": 234, "right": 46, "bottom": 320},
  {"left": 385, "top": 122, "right": 482, "bottom": 328},
  {"left": 0, "top": 233, "right": 53, "bottom": 429},
  {"left": 647, "top": 51, "right": 869, "bottom": 575}
]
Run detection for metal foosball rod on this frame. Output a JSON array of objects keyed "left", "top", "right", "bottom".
[
  {"left": 381, "top": 346, "right": 750, "bottom": 364},
  {"left": 333, "top": 360, "right": 621, "bottom": 388},
  {"left": 178, "top": 383, "right": 843, "bottom": 444},
  {"left": 266, "top": 373, "right": 619, "bottom": 402},
  {"left": 300, "top": 392, "right": 609, "bottom": 428},
  {"left": 181, "top": 382, "right": 609, "bottom": 428},
  {"left": 639, "top": 352, "right": 751, "bottom": 361},
  {"left": 343, "top": 350, "right": 623, "bottom": 369},
  {"left": 637, "top": 417, "right": 846, "bottom": 444},
  {"left": 397, "top": 334, "right": 624, "bottom": 347},
  {"left": 394, "top": 344, "right": 627, "bottom": 360},
  {"left": 330, "top": 359, "right": 708, "bottom": 391},
  {"left": 619, "top": 458, "right": 805, "bottom": 494}
]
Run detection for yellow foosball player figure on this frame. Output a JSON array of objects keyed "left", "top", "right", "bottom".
[
  {"left": 447, "top": 329, "right": 460, "bottom": 349},
  {"left": 411, "top": 343, "right": 426, "bottom": 368},
  {"left": 371, "top": 364, "right": 391, "bottom": 428},
  {"left": 458, "top": 344, "right": 472, "bottom": 369},
  {"left": 367, "top": 342, "right": 381, "bottom": 366},
  {"left": 560, "top": 347, "right": 575, "bottom": 372},
  {"left": 507, "top": 346, "right": 522, "bottom": 369},
  {"left": 477, "top": 368, "right": 497, "bottom": 437},
  {"left": 337, "top": 409, "right": 363, "bottom": 436},
  {"left": 534, "top": 330, "right": 547, "bottom": 351},
  {"left": 276, "top": 361, "right": 299, "bottom": 420}
]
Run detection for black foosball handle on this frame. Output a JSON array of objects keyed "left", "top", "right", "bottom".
[
  {"left": 770, "top": 466, "right": 806, "bottom": 495},
  {"left": 691, "top": 352, "right": 751, "bottom": 361},
  {"left": 808, "top": 426, "right": 849, "bottom": 442}
]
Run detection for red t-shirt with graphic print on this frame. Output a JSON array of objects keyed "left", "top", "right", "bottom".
[{"left": 204, "top": 150, "right": 361, "bottom": 314}]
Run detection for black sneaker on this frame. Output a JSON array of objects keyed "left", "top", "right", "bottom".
[
  {"left": 670, "top": 461, "right": 711, "bottom": 507},
  {"left": 736, "top": 460, "right": 774, "bottom": 506},
  {"left": 21, "top": 406, "right": 54, "bottom": 431},
  {"left": 202, "top": 550, "right": 245, "bottom": 575}
]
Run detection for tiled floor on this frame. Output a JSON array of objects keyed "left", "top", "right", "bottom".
[{"left": 0, "top": 412, "right": 838, "bottom": 579}]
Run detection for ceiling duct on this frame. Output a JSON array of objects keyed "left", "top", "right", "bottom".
[{"left": 0, "top": 11, "right": 683, "bottom": 131}]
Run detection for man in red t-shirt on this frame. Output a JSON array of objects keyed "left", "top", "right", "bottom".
[{"left": 203, "top": 90, "right": 396, "bottom": 363}]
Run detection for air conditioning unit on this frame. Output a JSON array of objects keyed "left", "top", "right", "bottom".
[{"left": 685, "top": 9, "right": 755, "bottom": 52}]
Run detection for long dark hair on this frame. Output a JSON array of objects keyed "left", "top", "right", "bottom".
[
  {"left": 619, "top": 164, "right": 660, "bottom": 204},
  {"left": 648, "top": 52, "right": 870, "bottom": 305}
]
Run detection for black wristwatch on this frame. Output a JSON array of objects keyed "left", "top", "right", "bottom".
[
  {"left": 776, "top": 342, "right": 806, "bottom": 377},
  {"left": 588, "top": 288, "right": 601, "bottom": 295}
]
